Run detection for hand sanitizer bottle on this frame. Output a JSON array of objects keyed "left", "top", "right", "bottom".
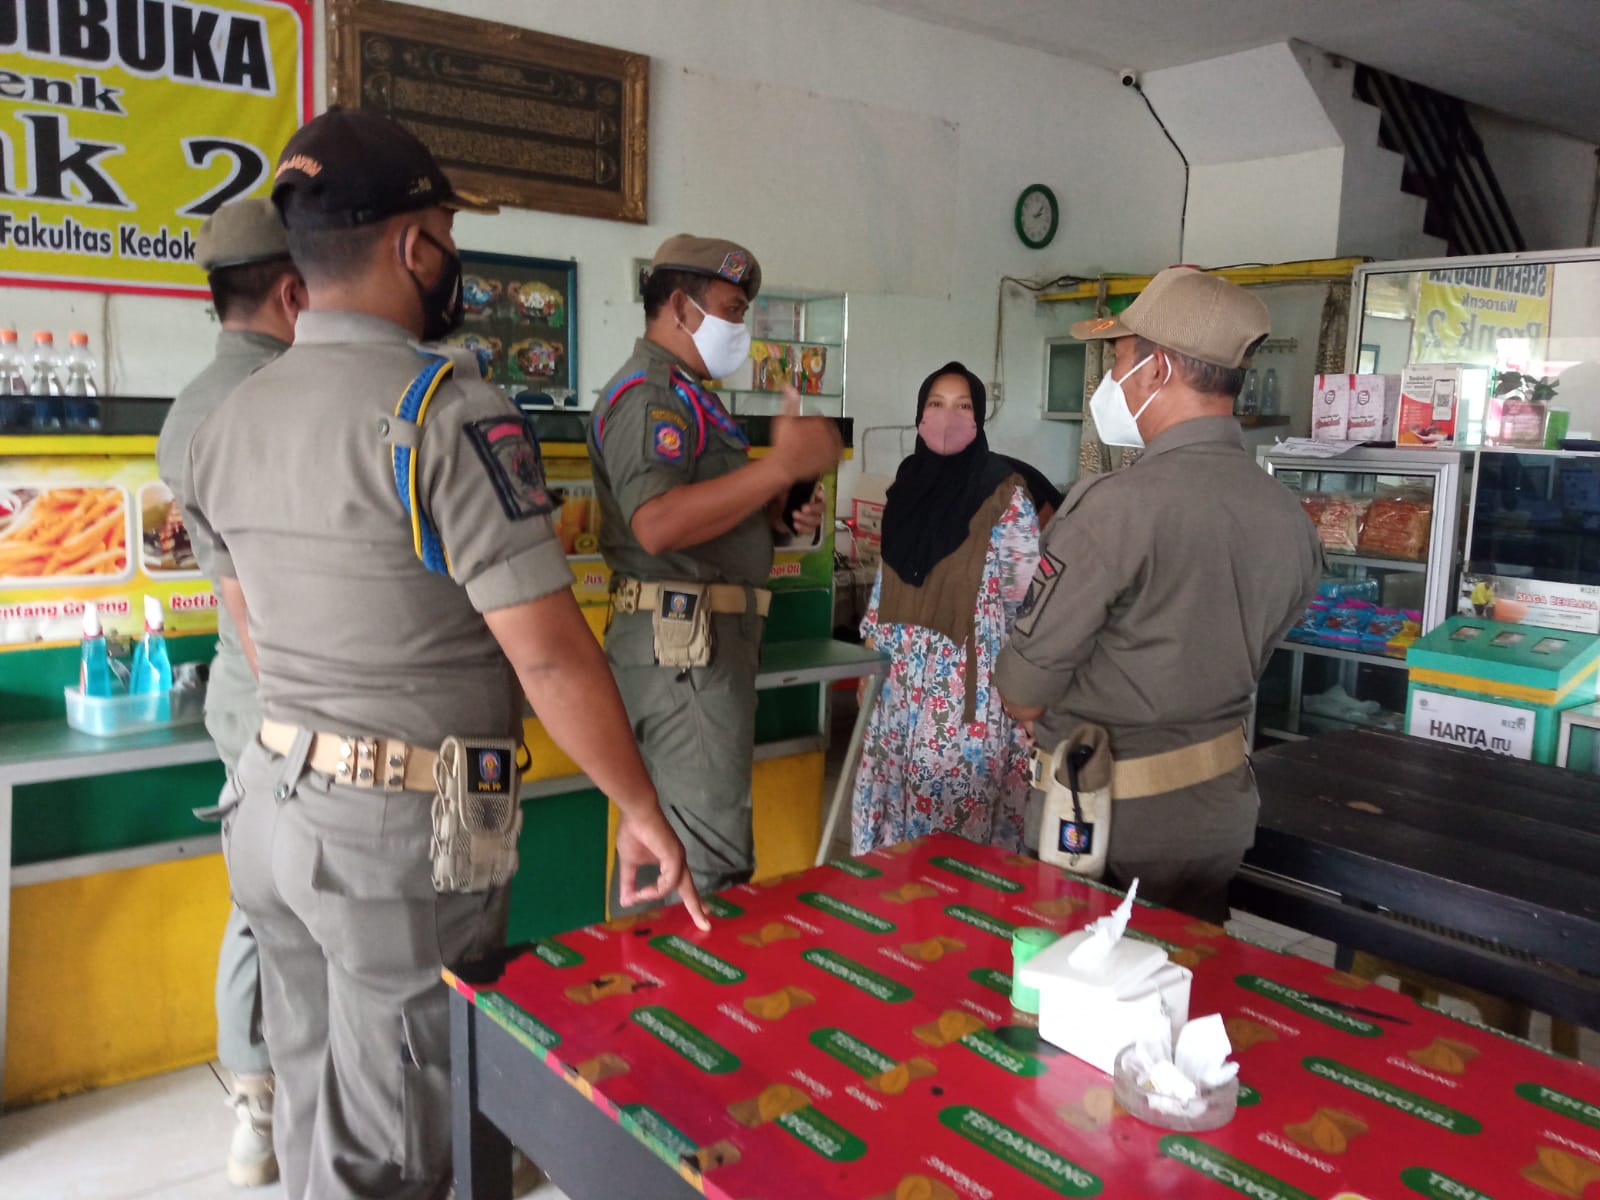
[
  {"left": 130, "top": 595, "right": 173, "bottom": 719},
  {"left": 80, "top": 602, "right": 114, "bottom": 698}
]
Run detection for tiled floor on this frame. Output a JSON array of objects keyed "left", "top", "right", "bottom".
[{"left": 4, "top": 692, "right": 1593, "bottom": 1195}]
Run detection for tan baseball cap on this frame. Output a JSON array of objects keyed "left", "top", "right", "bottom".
[
  {"left": 648, "top": 233, "right": 761, "bottom": 299},
  {"left": 196, "top": 198, "right": 290, "bottom": 272},
  {"left": 1072, "top": 267, "right": 1270, "bottom": 368}
]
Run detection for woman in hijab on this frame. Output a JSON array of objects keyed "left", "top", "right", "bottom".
[{"left": 850, "top": 362, "right": 1041, "bottom": 853}]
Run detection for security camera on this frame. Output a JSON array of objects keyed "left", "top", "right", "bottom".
[{"left": 1118, "top": 68, "right": 1139, "bottom": 88}]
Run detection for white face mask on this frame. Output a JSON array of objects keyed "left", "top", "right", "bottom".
[
  {"left": 683, "top": 297, "right": 752, "bottom": 380},
  {"left": 1088, "top": 353, "right": 1169, "bottom": 448}
]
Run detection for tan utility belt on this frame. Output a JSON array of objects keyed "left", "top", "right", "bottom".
[
  {"left": 260, "top": 719, "right": 438, "bottom": 792},
  {"left": 611, "top": 577, "right": 772, "bottom": 618},
  {"left": 1032, "top": 726, "right": 1246, "bottom": 801}
]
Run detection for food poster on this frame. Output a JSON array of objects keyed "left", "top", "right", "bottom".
[
  {"left": 546, "top": 450, "right": 837, "bottom": 605},
  {"left": 445, "top": 252, "right": 576, "bottom": 403},
  {"left": 1411, "top": 264, "right": 1552, "bottom": 370},
  {"left": 0, "top": 456, "right": 216, "bottom": 648},
  {"left": 453, "top": 834, "right": 1600, "bottom": 1200}
]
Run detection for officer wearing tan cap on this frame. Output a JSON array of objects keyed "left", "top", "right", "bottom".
[
  {"left": 180, "top": 109, "right": 707, "bottom": 1200},
  {"left": 589, "top": 234, "right": 842, "bottom": 908},
  {"left": 995, "top": 267, "right": 1321, "bottom": 920},
  {"left": 156, "top": 196, "right": 305, "bottom": 1189}
]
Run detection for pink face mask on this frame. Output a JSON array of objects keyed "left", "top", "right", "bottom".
[{"left": 919, "top": 406, "right": 978, "bottom": 455}]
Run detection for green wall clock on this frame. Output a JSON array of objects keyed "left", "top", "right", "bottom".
[{"left": 1014, "top": 183, "right": 1058, "bottom": 249}]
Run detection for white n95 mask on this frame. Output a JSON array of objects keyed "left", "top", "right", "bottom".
[
  {"left": 684, "top": 297, "right": 752, "bottom": 380},
  {"left": 1088, "top": 353, "right": 1169, "bottom": 448}
]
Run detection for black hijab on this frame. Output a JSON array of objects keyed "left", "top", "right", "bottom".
[{"left": 880, "top": 361, "right": 1017, "bottom": 587}]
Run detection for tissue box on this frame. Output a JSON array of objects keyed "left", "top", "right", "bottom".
[{"left": 1018, "top": 929, "right": 1193, "bottom": 1074}]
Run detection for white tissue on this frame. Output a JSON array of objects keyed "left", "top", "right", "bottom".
[
  {"left": 1123, "top": 1014, "right": 1236, "bottom": 1119},
  {"left": 1066, "top": 878, "right": 1139, "bottom": 971}
]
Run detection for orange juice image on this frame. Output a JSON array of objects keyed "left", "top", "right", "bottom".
[{"left": 555, "top": 481, "right": 597, "bottom": 556}]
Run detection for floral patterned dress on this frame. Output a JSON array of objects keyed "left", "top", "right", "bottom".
[{"left": 851, "top": 485, "right": 1040, "bottom": 853}]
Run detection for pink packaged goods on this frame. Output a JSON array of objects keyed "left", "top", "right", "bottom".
[
  {"left": 1345, "top": 374, "right": 1401, "bottom": 441},
  {"left": 1311, "top": 375, "right": 1348, "bottom": 440},
  {"left": 1301, "top": 493, "right": 1369, "bottom": 555}
]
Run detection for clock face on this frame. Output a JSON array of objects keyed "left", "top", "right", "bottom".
[{"left": 1015, "top": 184, "right": 1058, "bottom": 249}]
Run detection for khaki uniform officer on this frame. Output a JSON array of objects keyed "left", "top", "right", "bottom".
[
  {"left": 182, "top": 108, "right": 705, "bottom": 1200},
  {"left": 157, "top": 197, "right": 305, "bottom": 1189},
  {"left": 995, "top": 268, "right": 1321, "bottom": 922},
  {"left": 590, "top": 236, "right": 842, "bottom": 906}
]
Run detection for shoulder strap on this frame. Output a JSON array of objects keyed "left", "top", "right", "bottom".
[
  {"left": 391, "top": 351, "right": 455, "bottom": 576},
  {"left": 593, "top": 371, "right": 649, "bottom": 448}
]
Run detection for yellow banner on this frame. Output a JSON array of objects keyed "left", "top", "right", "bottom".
[
  {"left": 0, "top": 455, "right": 218, "bottom": 649},
  {"left": 1410, "top": 263, "right": 1552, "bottom": 367},
  {"left": 0, "top": 0, "right": 311, "bottom": 297}
]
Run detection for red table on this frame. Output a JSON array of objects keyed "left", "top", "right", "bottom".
[{"left": 448, "top": 833, "right": 1600, "bottom": 1200}]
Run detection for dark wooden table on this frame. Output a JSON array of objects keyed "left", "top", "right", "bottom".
[{"left": 1236, "top": 727, "right": 1600, "bottom": 1028}]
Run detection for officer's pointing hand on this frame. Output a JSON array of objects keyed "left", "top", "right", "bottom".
[
  {"left": 616, "top": 808, "right": 713, "bottom": 932},
  {"left": 772, "top": 384, "right": 843, "bottom": 482}
]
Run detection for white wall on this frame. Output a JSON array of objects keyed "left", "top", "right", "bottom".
[
  {"left": 5, "top": 0, "right": 1188, "bottom": 506},
  {"left": 1182, "top": 150, "right": 1344, "bottom": 266},
  {"left": 1473, "top": 107, "right": 1599, "bottom": 252}
]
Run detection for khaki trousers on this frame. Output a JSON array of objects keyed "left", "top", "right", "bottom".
[{"left": 225, "top": 734, "right": 509, "bottom": 1200}]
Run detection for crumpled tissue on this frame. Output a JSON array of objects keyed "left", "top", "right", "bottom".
[{"left": 1122, "top": 1012, "right": 1239, "bottom": 1118}]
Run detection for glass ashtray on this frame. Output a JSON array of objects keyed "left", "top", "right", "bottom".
[{"left": 1112, "top": 1043, "right": 1238, "bottom": 1131}]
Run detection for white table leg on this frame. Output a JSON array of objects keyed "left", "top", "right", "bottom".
[{"left": 816, "top": 674, "right": 881, "bottom": 865}]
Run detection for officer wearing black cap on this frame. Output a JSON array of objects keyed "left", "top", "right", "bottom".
[
  {"left": 179, "top": 109, "right": 707, "bottom": 1200},
  {"left": 156, "top": 196, "right": 304, "bottom": 1189},
  {"left": 589, "top": 234, "right": 843, "bottom": 910}
]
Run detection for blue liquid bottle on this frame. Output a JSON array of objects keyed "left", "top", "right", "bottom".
[
  {"left": 79, "top": 601, "right": 113, "bottom": 698},
  {"left": 130, "top": 595, "right": 173, "bottom": 720}
]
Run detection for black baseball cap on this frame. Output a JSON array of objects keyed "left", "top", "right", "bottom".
[{"left": 271, "top": 107, "right": 498, "bottom": 231}]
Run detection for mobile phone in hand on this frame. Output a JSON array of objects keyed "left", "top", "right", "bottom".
[{"left": 783, "top": 478, "right": 818, "bottom": 534}]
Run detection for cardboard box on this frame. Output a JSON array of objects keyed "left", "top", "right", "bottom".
[
  {"left": 1397, "top": 365, "right": 1462, "bottom": 447},
  {"left": 1345, "top": 374, "right": 1402, "bottom": 441},
  {"left": 1311, "top": 374, "right": 1349, "bottom": 440}
]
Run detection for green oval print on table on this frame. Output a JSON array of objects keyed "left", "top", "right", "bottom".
[
  {"left": 775, "top": 1105, "right": 867, "bottom": 1162},
  {"left": 958, "top": 1028, "right": 1046, "bottom": 1077},
  {"left": 1237, "top": 1081, "right": 1262, "bottom": 1107},
  {"left": 479, "top": 993, "right": 560, "bottom": 1051},
  {"left": 801, "top": 948, "right": 913, "bottom": 1003},
  {"left": 702, "top": 895, "right": 745, "bottom": 919},
  {"left": 798, "top": 891, "right": 896, "bottom": 934},
  {"left": 809, "top": 1027, "right": 898, "bottom": 1077},
  {"left": 826, "top": 857, "right": 883, "bottom": 879},
  {"left": 1160, "top": 1135, "right": 1315, "bottom": 1200},
  {"left": 630, "top": 1006, "right": 740, "bottom": 1074},
  {"left": 1401, "top": 1166, "right": 1501, "bottom": 1200},
  {"left": 940, "top": 1105, "right": 1100, "bottom": 1196},
  {"left": 945, "top": 904, "right": 1017, "bottom": 940},
  {"left": 1301, "top": 1058, "right": 1482, "bottom": 1133},
  {"left": 929, "top": 855, "right": 1024, "bottom": 892},
  {"left": 647, "top": 934, "right": 747, "bottom": 985},
  {"left": 620, "top": 1103, "right": 698, "bottom": 1161},
  {"left": 1236, "top": 975, "right": 1383, "bottom": 1037},
  {"left": 529, "top": 937, "right": 584, "bottom": 969},
  {"left": 1515, "top": 1082, "right": 1600, "bottom": 1133},
  {"left": 969, "top": 967, "right": 1013, "bottom": 996}
]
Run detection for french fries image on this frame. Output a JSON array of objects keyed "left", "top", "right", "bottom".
[
  {"left": 869, "top": 1175, "right": 958, "bottom": 1200},
  {"left": 913, "top": 1009, "right": 986, "bottom": 1048},
  {"left": 0, "top": 487, "right": 128, "bottom": 580},
  {"left": 901, "top": 935, "right": 965, "bottom": 963},
  {"left": 1522, "top": 1144, "right": 1600, "bottom": 1197},
  {"left": 728, "top": 1083, "right": 810, "bottom": 1128},
  {"left": 1284, "top": 1107, "right": 1368, "bottom": 1155},
  {"left": 865, "top": 1057, "right": 936, "bottom": 1096},
  {"left": 743, "top": 986, "right": 815, "bottom": 1021},
  {"left": 738, "top": 921, "right": 800, "bottom": 948}
]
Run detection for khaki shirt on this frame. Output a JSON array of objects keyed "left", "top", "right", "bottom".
[
  {"left": 995, "top": 416, "right": 1321, "bottom": 852},
  {"left": 182, "top": 311, "right": 573, "bottom": 748},
  {"left": 156, "top": 329, "right": 287, "bottom": 767},
  {"left": 588, "top": 338, "right": 773, "bottom": 588}
]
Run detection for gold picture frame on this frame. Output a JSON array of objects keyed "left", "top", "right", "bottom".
[{"left": 327, "top": 0, "right": 648, "bottom": 223}]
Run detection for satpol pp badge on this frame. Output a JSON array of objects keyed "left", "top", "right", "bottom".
[{"left": 662, "top": 589, "right": 698, "bottom": 621}]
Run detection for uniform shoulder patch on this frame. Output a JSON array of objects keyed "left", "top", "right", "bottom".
[
  {"left": 1014, "top": 548, "right": 1065, "bottom": 635},
  {"left": 653, "top": 420, "right": 686, "bottom": 461},
  {"left": 463, "top": 414, "right": 556, "bottom": 520}
]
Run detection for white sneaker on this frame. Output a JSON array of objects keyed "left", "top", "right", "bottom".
[{"left": 226, "top": 1072, "right": 279, "bottom": 1188}]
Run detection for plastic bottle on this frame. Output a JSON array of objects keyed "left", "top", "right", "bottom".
[
  {"left": 130, "top": 595, "right": 173, "bottom": 721},
  {"left": 79, "top": 602, "right": 114, "bottom": 698},
  {"left": 28, "top": 331, "right": 63, "bottom": 431},
  {"left": 1260, "top": 368, "right": 1281, "bottom": 416},
  {"left": 1238, "top": 369, "right": 1260, "bottom": 416},
  {"left": 62, "top": 331, "right": 101, "bottom": 432},
  {"left": 0, "top": 328, "right": 27, "bottom": 431}
]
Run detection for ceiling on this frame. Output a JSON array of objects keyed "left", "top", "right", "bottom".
[{"left": 856, "top": 0, "right": 1600, "bottom": 143}]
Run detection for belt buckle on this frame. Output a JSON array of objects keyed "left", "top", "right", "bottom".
[
  {"left": 614, "top": 577, "right": 640, "bottom": 614},
  {"left": 336, "top": 736, "right": 380, "bottom": 787}
]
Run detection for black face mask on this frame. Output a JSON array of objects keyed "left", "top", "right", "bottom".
[{"left": 406, "top": 230, "right": 465, "bottom": 341}]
